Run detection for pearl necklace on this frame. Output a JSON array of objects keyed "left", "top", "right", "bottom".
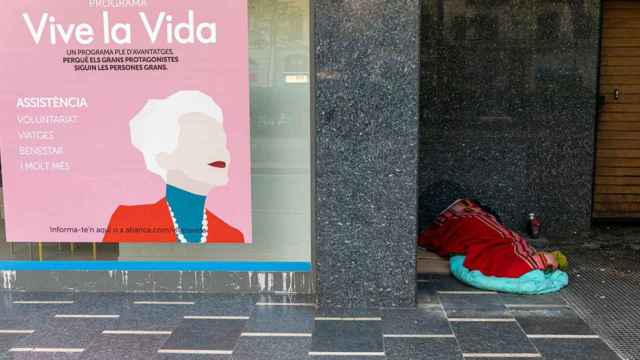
[{"left": 167, "top": 204, "right": 208, "bottom": 244}]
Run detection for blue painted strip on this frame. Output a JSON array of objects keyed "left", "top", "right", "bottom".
[{"left": 0, "top": 261, "right": 312, "bottom": 272}]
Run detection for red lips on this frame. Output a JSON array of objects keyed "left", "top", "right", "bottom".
[{"left": 209, "top": 161, "right": 227, "bottom": 168}]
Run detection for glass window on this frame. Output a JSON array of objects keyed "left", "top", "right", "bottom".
[{"left": 0, "top": 0, "right": 311, "bottom": 264}]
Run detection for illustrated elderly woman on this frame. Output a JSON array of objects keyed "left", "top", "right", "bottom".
[{"left": 103, "top": 90, "right": 244, "bottom": 244}]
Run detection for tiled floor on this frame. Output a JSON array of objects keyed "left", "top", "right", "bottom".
[
  {"left": 559, "top": 245, "right": 640, "bottom": 360},
  {"left": 0, "top": 276, "right": 623, "bottom": 359}
]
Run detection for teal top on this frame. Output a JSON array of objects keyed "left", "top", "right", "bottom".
[{"left": 166, "top": 185, "right": 206, "bottom": 243}]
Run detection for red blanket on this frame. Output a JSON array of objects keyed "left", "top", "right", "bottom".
[{"left": 418, "top": 199, "right": 546, "bottom": 278}]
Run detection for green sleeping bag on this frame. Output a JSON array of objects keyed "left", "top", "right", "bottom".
[{"left": 449, "top": 255, "right": 569, "bottom": 295}]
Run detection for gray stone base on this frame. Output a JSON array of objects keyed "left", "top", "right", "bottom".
[{"left": 0, "top": 270, "right": 315, "bottom": 294}]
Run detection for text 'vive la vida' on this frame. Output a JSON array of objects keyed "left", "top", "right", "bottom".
[{"left": 22, "top": 10, "right": 217, "bottom": 46}]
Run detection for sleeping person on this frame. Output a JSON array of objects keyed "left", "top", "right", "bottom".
[{"left": 419, "top": 199, "right": 561, "bottom": 281}]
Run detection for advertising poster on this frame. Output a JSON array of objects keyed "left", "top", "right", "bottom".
[{"left": 0, "top": 0, "right": 252, "bottom": 244}]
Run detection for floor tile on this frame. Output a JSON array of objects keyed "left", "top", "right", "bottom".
[
  {"left": 512, "top": 307, "right": 595, "bottom": 335},
  {"left": 311, "top": 319, "right": 383, "bottom": 354},
  {"left": 12, "top": 318, "right": 118, "bottom": 349},
  {"left": 71, "top": 293, "right": 128, "bottom": 315},
  {"left": 0, "top": 303, "right": 76, "bottom": 327},
  {"left": 0, "top": 333, "right": 29, "bottom": 353},
  {"left": 122, "top": 293, "right": 257, "bottom": 318},
  {"left": 456, "top": 358, "right": 540, "bottom": 360},
  {"left": 532, "top": 338, "right": 622, "bottom": 360},
  {"left": 233, "top": 336, "right": 311, "bottom": 360},
  {"left": 186, "top": 294, "right": 256, "bottom": 317},
  {"left": 306, "top": 357, "right": 386, "bottom": 360},
  {"left": 244, "top": 306, "right": 315, "bottom": 333},
  {"left": 382, "top": 308, "right": 451, "bottom": 335},
  {"left": 0, "top": 320, "right": 35, "bottom": 332},
  {"left": 428, "top": 275, "right": 482, "bottom": 292},
  {"left": 116, "top": 293, "right": 227, "bottom": 328},
  {"left": 10, "top": 352, "right": 83, "bottom": 360},
  {"left": 105, "top": 318, "right": 177, "bottom": 332},
  {"left": 385, "top": 337, "right": 462, "bottom": 360},
  {"left": 0, "top": 290, "right": 625, "bottom": 360},
  {"left": 315, "top": 307, "right": 382, "bottom": 318},
  {"left": 416, "top": 282, "right": 439, "bottom": 305},
  {"left": 118, "top": 304, "right": 187, "bottom": 328},
  {"left": 154, "top": 356, "right": 230, "bottom": 360},
  {"left": 450, "top": 321, "right": 538, "bottom": 355},
  {"left": 439, "top": 294, "right": 511, "bottom": 319},
  {"left": 499, "top": 292, "right": 567, "bottom": 306},
  {"left": 160, "top": 319, "right": 245, "bottom": 352},
  {"left": 0, "top": 292, "right": 75, "bottom": 323},
  {"left": 80, "top": 333, "right": 169, "bottom": 360},
  {"left": 154, "top": 355, "right": 230, "bottom": 360}
]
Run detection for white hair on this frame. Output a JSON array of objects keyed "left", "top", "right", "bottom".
[{"left": 129, "top": 90, "right": 223, "bottom": 180}]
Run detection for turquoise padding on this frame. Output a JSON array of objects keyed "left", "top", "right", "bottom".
[{"left": 449, "top": 256, "right": 569, "bottom": 295}]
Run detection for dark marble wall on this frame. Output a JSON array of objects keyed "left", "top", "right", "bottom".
[
  {"left": 314, "top": 1, "right": 420, "bottom": 307},
  {"left": 419, "top": 0, "right": 601, "bottom": 237}
]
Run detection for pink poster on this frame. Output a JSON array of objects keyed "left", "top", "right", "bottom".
[{"left": 0, "top": 0, "right": 252, "bottom": 244}]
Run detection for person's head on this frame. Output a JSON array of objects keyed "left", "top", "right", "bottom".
[{"left": 130, "top": 91, "right": 230, "bottom": 194}]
